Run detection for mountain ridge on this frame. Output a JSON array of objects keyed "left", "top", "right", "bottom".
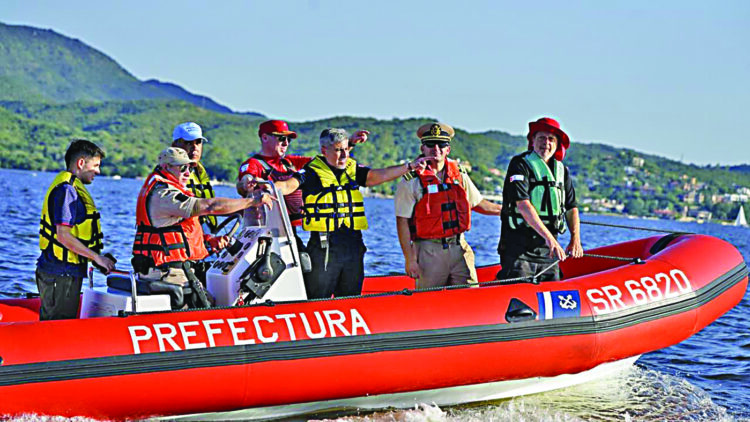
[
  {"left": 0, "top": 21, "right": 747, "bottom": 220},
  {"left": 0, "top": 22, "right": 262, "bottom": 116}
]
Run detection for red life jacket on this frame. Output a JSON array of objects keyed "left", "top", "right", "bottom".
[
  {"left": 132, "top": 168, "right": 209, "bottom": 269},
  {"left": 409, "top": 159, "right": 471, "bottom": 240},
  {"left": 250, "top": 154, "right": 305, "bottom": 223}
]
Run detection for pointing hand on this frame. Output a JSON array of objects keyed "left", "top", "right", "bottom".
[{"left": 350, "top": 130, "right": 370, "bottom": 144}]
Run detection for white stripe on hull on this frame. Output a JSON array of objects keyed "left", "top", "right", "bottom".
[{"left": 163, "top": 356, "right": 640, "bottom": 421}]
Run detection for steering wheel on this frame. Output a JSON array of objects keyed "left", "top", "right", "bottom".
[{"left": 213, "top": 212, "right": 243, "bottom": 238}]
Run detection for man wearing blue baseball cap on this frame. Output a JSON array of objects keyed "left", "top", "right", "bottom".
[{"left": 171, "top": 122, "right": 218, "bottom": 234}]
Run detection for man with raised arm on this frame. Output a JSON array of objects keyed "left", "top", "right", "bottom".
[
  {"left": 394, "top": 123, "right": 502, "bottom": 288},
  {"left": 132, "top": 147, "right": 274, "bottom": 309},
  {"left": 246, "top": 128, "right": 428, "bottom": 299},
  {"left": 37, "top": 139, "right": 116, "bottom": 320},
  {"left": 497, "top": 117, "right": 583, "bottom": 282}
]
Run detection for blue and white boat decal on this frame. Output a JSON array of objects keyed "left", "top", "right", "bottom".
[{"left": 537, "top": 290, "right": 581, "bottom": 320}]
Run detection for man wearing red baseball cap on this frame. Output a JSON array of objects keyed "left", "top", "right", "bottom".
[
  {"left": 497, "top": 117, "right": 583, "bottom": 282},
  {"left": 236, "top": 120, "right": 308, "bottom": 225}
]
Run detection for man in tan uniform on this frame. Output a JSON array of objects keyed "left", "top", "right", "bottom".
[
  {"left": 394, "top": 123, "right": 502, "bottom": 288},
  {"left": 132, "top": 147, "right": 274, "bottom": 308}
]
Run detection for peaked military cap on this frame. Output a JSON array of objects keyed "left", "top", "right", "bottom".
[{"left": 417, "top": 122, "right": 455, "bottom": 142}]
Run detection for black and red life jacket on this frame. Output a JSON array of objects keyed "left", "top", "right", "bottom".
[
  {"left": 132, "top": 168, "right": 209, "bottom": 270},
  {"left": 409, "top": 159, "right": 471, "bottom": 240}
]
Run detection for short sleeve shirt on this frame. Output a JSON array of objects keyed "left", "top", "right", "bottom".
[
  {"left": 293, "top": 158, "right": 370, "bottom": 239},
  {"left": 238, "top": 154, "right": 313, "bottom": 180},
  {"left": 394, "top": 170, "right": 484, "bottom": 218},
  {"left": 502, "top": 154, "right": 577, "bottom": 210},
  {"left": 499, "top": 152, "right": 577, "bottom": 262},
  {"left": 146, "top": 183, "right": 200, "bottom": 228},
  {"left": 36, "top": 184, "right": 89, "bottom": 277},
  {"left": 293, "top": 158, "right": 371, "bottom": 198}
]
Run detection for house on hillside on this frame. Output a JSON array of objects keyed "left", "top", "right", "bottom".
[{"left": 686, "top": 208, "right": 712, "bottom": 222}]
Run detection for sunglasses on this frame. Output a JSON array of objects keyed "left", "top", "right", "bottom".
[
  {"left": 172, "top": 164, "right": 190, "bottom": 173},
  {"left": 273, "top": 135, "right": 292, "bottom": 144},
  {"left": 423, "top": 141, "right": 450, "bottom": 149},
  {"left": 177, "top": 138, "right": 203, "bottom": 145}
]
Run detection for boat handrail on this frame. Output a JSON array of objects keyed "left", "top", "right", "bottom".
[
  {"left": 252, "top": 180, "right": 300, "bottom": 269},
  {"left": 88, "top": 268, "right": 139, "bottom": 313}
]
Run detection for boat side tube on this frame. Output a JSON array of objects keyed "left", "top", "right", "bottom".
[{"left": 0, "top": 234, "right": 746, "bottom": 420}]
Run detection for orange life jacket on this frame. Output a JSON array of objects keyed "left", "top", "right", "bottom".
[
  {"left": 409, "top": 159, "right": 471, "bottom": 240},
  {"left": 132, "top": 168, "right": 209, "bottom": 269}
]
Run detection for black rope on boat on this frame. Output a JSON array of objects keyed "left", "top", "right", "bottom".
[
  {"left": 486, "top": 252, "right": 646, "bottom": 287},
  {"left": 581, "top": 220, "right": 693, "bottom": 235},
  {"left": 583, "top": 253, "right": 644, "bottom": 264}
]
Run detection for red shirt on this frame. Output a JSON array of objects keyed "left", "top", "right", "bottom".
[
  {"left": 238, "top": 154, "right": 312, "bottom": 180},
  {"left": 237, "top": 154, "right": 312, "bottom": 226}
]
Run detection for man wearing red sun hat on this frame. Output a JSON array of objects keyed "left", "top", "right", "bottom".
[{"left": 497, "top": 117, "right": 583, "bottom": 282}]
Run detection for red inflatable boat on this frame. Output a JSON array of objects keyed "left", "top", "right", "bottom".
[{"left": 0, "top": 230, "right": 746, "bottom": 421}]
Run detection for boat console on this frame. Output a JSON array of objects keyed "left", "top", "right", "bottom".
[
  {"left": 205, "top": 182, "right": 308, "bottom": 306},
  {"left": 80, "top": 182, "right": 307, "bottom": 318}
]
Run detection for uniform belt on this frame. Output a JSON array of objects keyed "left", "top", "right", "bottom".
[
  {"left": 416, "top": 234, "right": 462, "bottom": 245},
  {"left": 157, "top": 261, "right": 194, "bottom": 270}
]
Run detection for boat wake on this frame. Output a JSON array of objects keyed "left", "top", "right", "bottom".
[{"left": 310, "top": 366, "right": 738, "bottom": 422}]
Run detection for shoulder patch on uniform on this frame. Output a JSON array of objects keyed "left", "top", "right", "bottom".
[
  {"left": 175, "top": 193, "right": 189, "bottom": 202},
  {"left": 239, "top": 163, "right": 248, "bottom": 173},
  {"left": 402, "top": 170, "right": 416, "bottom": 181},
  {"left": 510, "top": 174, "right": 525, "bottom": 182},
  {"left": 458, "top": 164, "right": 469, "bottom": 174}
]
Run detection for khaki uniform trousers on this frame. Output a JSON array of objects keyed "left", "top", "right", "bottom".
[{"left": 415, "top": 236, "right": 478, "bottom": 289}]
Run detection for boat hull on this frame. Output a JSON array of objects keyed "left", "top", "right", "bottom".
[
  {"left": 0, "top": 234, "right": 747, "bottom": 420},
  {"left": 164, "top": 355, "right": 640, "bottom": 421}
]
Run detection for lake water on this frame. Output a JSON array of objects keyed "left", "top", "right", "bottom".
[{"left": 1, "top": 168, "right": 748, "bottom": 421}]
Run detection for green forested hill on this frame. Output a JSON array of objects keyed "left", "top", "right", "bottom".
[
  {"left": 1, "top": 98, "right": 749, "bottom": 200},
  {"left": 0, "top": 21, "right": 748, "bottom": 220},
  {"left": 0, "top": 23, "right": 260, "bottom": 115},
  {"left": 0, "top": 99, "right": 263, "bottom": 179},
  {"left": 0, "top": 99, "right": 525, "bottom": 190}
]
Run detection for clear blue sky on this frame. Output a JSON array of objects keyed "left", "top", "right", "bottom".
[{"left": 4, "top": 0, "right": 749, "bottom": 165}]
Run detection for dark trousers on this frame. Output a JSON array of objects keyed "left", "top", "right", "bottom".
[
  {"left": 35, "top": 268, "right": 84, "bottom": 321},
  {"left": 497, "top": 256, "right": 561, "bottom": 282},
  {"left": 305, "top": 232, "right": 366, "bottom": 299}
]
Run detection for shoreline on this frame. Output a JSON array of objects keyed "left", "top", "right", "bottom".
[{"left": 10, "top": 168, "right": 746, "bottom": 227}]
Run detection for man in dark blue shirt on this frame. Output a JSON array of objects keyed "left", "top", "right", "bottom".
[{"left": 37, "top": 140, "right": 116, "bottom": 320}]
